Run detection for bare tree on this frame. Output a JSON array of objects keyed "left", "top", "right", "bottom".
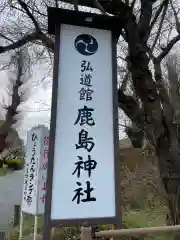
[
  {"left": 0, "top": 47, "right": 30, "bottom": 165},
  {"left": 1, "top": 0, "right": 180, "bottom": 229}
]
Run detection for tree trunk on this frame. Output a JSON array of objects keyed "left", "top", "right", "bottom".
[
  {"left": 156, "top": 133, "right": 180, "bottom": 240},
  {"left": 124, "top": 14, "right": 180, "bottom": 235},
  {"left": 0, "top": 160, "right": 3, "bottom": 168},
  {"left": 0, "top": 133, "right": 7, "bottom": 153}
]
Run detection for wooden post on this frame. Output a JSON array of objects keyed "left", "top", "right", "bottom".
[
  {"left": 81, "top": 227, "right": 92, "bottom": 240},
  {"left": 51, "top": 228, "right": 55, "bottom": 236},
  {"left": 13, "top": 205, "right": 20, "bottom": 227},
  {"left": 0, "top": 231, "right": 5, "bottom": 240}
]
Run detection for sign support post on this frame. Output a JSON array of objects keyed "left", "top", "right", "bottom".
[
  {"left": 81, "top": 227, "right": 92, "bottom": 240},
  {"left": 20, "top": 125, "right": 49, "bottom": 240},
  {"left": 19, "top": 211, "right": 23, "bottom": 240},
  {"left": 44, "top": 7, "right": 123, "bottom": 240},
  {"left": 33, "top": 216, "right": 38, "bottom": 240}
]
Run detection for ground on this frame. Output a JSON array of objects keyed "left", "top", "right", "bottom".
[
  {"left": 0, "top": 170, "right": 23, "bottom": 232},
  {"left": 7, "top": 147, "right": 176, "bottom": 239}
]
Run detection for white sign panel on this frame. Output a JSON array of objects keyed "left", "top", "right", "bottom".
[
  {"left": 21, "top": 125, "right": 49, "bottom": 215},
  {"left": 51, "top": 24, "right": 116, "bottom": 220}
]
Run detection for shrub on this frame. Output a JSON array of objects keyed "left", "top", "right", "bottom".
[{"left": 4, "top": 158, "right": 24, "bottom": 170}]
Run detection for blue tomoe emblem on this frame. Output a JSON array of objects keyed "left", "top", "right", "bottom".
[{"left": 74, "top": 34, "right": 98, "bottom": 56}]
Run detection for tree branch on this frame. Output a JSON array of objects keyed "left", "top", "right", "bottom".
[
  {"left": 0, "top": 33, "right": 14, "bottom": 43},
  {"left": 170, "top": 0, "right": 180, "bottom": 34},
  {"left": 120, "top": 72, "right": 129, "bottom": 92},
  {"left": 55, "top": 0, "right": 58, "bottom": 8},
  {"left": 1, "top": 0, "right": 130, "bottom": 56},
  {"left": 118, "top": 55, "right": 128, "bottom": 62},
  {"left": 0, "top": 31, "right": 54, "bottom": 54},
  {"left": 151, "top": 0, "right": 168, "bottom": 52},
  {"left": 10, "top": 5, "right": 27, "bottom": 14},
  {"left": 24, "top": 4, "right": 47, "bottom": 17},
  {"left": 5, "top": 53, "right": 23, "bottom": 124},
  {"left": 74, "top": 4, "right": 78, "bottom": 10},
  {"left": 60, "top": 0, "right": 131, "bottom": 19},
  {"left": 121, "top": 30, "right": 127, "bottom": 41},
  {"left": 118, "top": 88, "right": 144, "bottom": 129},
  {"left": 131, "top": 0, "right": 136, "bottom": 9},
  {"left": 138, "top": 0, "right": 154, "bottom": 44},
  {"left": 93, "top": 0, "right": 107, "bottom": 15},
  {"left": 0, "top": 50, "right": 26, "bottom": 134},
  {"left": 153, "top": 0, "right": 180, "bottom": 61},
  {"left": 156, "top": 35, "right": 180, "bottom": 62},
  {"left": 72, "top": 0, "right": 78, "bottom": 10},
  {"left": 17, "top": 0, "right": 41, "bottom": 32},
  {"left": 39, "top": 32, "right": 54, "bottom": 51},
  {"left": 150, "top": 0, "right": 167, "bottom": 31},
  {"left": 0, "top": 32, "right": 38, "bottom": 54}
]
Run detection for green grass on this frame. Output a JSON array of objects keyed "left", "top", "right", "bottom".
[
  {"left": 9, "top": 214, "right": 82, "bottom": 240},
  {"left": 0, "top": 158, "right": 24, "bottom": 176},
  {"left": 0, "top": 165, "right": 16, "bottom": 176},
  {"left": 0, "top": 168, "right": 7, "bottom": 176},
  {"left": 8, "top": 199, "right": 176, "bottom": 240},
  {"left": 8, "top": 209, "right": 176, "bottom": 240},
  {"left": 8, "top": 155, "right": 178, "bottom": 240},
  {"left": 123, "top": 210, "right": 175, "bottom": 240},
  {"left": 4, "top": 158, "right": 24, "bottom": 170}
]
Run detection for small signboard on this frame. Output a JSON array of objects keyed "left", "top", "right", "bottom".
[{"left": 21, "top": 125, "right": 49, "bottom": 215}]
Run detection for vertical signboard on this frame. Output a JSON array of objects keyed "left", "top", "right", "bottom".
[
  {"left": 21, "top": 125, "right": 49, "bottom": 215},
  {"left": 52, "top": 25, "right": 116, "bottom": 219},
  {"left": 44, "top": 8, "right": 122, "bottom": 231}
]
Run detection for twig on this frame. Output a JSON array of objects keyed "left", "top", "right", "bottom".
[
  {"left": 138, "top": 0, "right": 154, "bottom": 44},
  {"left": 0, "top": 31, "right": 54, "bottom": 54},
  {"left": 9, "top": 5, "right": 27, "bottom": 14},
  {"left": 74, "top": 4, "right": 78, "bottom": 10},
  {"left": 131, "top": 0, "right": 136, "bottom": 9},
  {"left": 125, "top": 0, "right": 129, "bottom": 5},
  {"left": 38, "top": 32, "right": 54, "bottom": 51},
  {"left": 0, "top": 32, "right": 38, "bottom": 54},
  {"left": 0, "top": 33, "right": 14, "bottom": 43},
  {"left": 153, "top": 0, "right": 180, "bottom": 61},
  {"left": 120, "top": 72, "right": 129, "bottom": 92},
  {"left": 73, "top": 0, "right": 79, "bottom": 11},
  {"left": 121, "top": 30, "right": 127, "bottom": 41},
  {"left": 17, "top": 0, "right": 41, "bottom": 32},
  {"left": 170, "top": 0, "right": 180, "bottom": 34},
  {"left": 151, "top": 0, "right": 168, "bottom": 52},
  {"left": 118, "top": 55, "right": 128, "bottom": 62},
  {"left": 93, "top": 0, "right": 107, "bottom": 15},
  {"left": 156, "top": 35, "right": 180, "bottom": 62},
  {"left": 55, "top": 0, "right": 58, "bottom": 8},
  {"left": 119, "top": 123, "right": 127, "bottom": 128},
  {"left": 150, "top": 0, "right": 167, "bottom": 31},
  {"left": 25, "top": 4, "right": 47, "bottom": 17}
]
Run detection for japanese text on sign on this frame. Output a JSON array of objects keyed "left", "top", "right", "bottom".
[
  {"left": 40, "top": 136, "right": 49, "bottom": 204},
  {"left": 72, "top": 60, "right": 97, "bottom": 204},
  {"left": 25, "top": 133, "right": 38, "bottom": 206}
]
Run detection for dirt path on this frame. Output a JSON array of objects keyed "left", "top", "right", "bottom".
[{"left": 0, "top": 170, "right": 23, "bottom": 231}]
